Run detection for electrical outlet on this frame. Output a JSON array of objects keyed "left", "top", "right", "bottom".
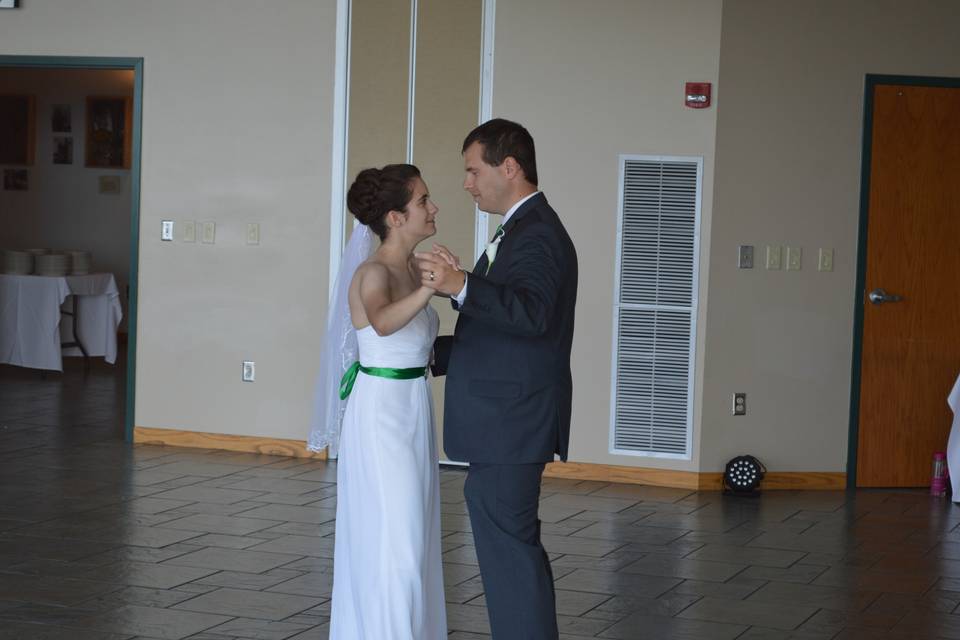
[
  {"left": 161, "top": 220, "right": 174, "bottom": 241},
  {"left": 738, "top": 245, "right": 754, "bottom": 269},
  {"left": 765, "top": 245, "right": 782, "bottom": 270},
  {"left": 732, "top": 392, "right": 746, "bottom": 415},
  {"left": 183, "top": 221, "right": 196, "bottom": 243},
  {"left": 242, "top": 361, "right": 255, "bottom": 382}
]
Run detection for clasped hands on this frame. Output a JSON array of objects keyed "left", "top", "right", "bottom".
[{"left": 416, "top": 244, "right": 466, "bottom": 297}]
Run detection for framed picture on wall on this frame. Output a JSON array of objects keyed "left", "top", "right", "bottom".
[
  {"left": 85, "top": 96, "right": 132, "bottom": 169},
  {"left": 53, "top": 137, "right": 74, "bottom": 165},
  {"left": 98, "top": 175, "right": 123, "bottom": 195},
  {"left": 0, "top": 95, "right": 36, "bottom": 165},
  {"left": 3, "top": 169, "right": 29, "bottom": 191},
  {"left": 0, "top": 1, "right": 21, "bottom": 8},
  {"left": 52, "top": 104, "right": 72, "bottom": 132}
]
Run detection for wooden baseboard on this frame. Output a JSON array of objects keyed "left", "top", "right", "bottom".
[
  {"left": 133, "top": 426, "right": 327, "bottom": 460},
  {"left": 544, "top": 461, "right": 703, "bottom": 489},
  {"left": 133, "top": 427, "right": 844, "bottom": 489},
  {"left": 545, "top": 462, "right": 845, "bottom": 491}
]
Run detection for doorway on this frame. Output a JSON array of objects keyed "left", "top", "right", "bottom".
[
  {"left": 0, "top": 55, "right": 142, "bottom": 443},
  {"left": 849, "top": 75, "right": 960, "bottom": 487}
]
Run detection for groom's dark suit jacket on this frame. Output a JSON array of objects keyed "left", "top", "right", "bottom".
[{"left": 432, "top": 192, "right": 578, "bottom": 464}]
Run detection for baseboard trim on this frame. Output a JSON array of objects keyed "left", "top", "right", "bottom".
[
  {"left": 133, "top": 426, "right": 327, "bottom": 460},
  {"left": 133, "top": 427, "right": 844, "bottom": 490},
  {"left": 545, "top": 462, "right": 845, "bottom": 491},
  {"left": 544, "top": 461, "right": 703, "bottom": 489}
]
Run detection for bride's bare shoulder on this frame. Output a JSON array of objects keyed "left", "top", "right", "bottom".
[{"left": 352, "top": 259, "right": 389, "bottom": 288}]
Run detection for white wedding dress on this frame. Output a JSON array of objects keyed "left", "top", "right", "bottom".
[{"left": 329, "top": 305, "right": 447, "bottom": 639}]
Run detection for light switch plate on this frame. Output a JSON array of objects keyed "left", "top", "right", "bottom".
[
  {"left": 786, "top": 246, "right": 802, "bottom": 271},
  {"left": 183, "top": 221, "right": 196, "bottom": 243},
  {"left": 242, "top": 361, "right": 255, "bottom": 382},
  {"left": 738, "top": 245, "right": 754, "bottom": 269},
  {"left": 818, "top": 248, "right": 834, "bottom": 272},
  {"left": 201, "top": 222, "right": 216, "bottom": 244},
  {"left": 246, "top": 223, "right": 260, "bottom": 245},
  {"left": 161, "top": 220, "right": 174, "bottom": 241},
  {"left": 765, "top": 245, "right": 782, "bottom": 270}
]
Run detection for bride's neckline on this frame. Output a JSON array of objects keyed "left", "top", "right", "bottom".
[{"left": 355, "top": 306, "right": 431, "bottom": 333}]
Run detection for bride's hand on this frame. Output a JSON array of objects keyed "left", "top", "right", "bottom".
[
  {"left": 415, "top": 251, "right": 465, "bottom": 297},
  {"left": 432, "top": 244, "right": 461, "bottom": 271}
]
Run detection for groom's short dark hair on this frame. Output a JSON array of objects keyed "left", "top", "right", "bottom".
[{"left": 462, "top": 118, "right": 538, "bottom": 187}]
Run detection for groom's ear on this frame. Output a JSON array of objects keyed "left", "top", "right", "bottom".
[{"left": 502, "top": 156, "right": 520, "bottom": 180}]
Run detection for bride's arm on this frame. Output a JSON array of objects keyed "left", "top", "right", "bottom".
[{"left": 357, "top": 263, "right": 435, "bottom": 337}]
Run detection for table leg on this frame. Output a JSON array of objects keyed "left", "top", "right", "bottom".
[{"left": 61, "top": 295, "right": 90, "bottom": 372}]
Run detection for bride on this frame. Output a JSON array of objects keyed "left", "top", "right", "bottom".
[{"left": 309, "top": 164, "right": 448, "bottom": 639}]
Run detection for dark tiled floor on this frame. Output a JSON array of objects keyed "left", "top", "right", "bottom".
[{"left": 2, "top": 357, "right": 960, "bottom": 639}]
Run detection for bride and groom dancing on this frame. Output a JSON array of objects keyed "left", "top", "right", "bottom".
[{"left": 309, "top": 118, "right": 578, "bottom": 639}]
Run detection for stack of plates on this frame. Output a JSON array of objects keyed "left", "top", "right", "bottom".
[
  {"left": 35, "top": 253, "right": 72, "bottom": 277},
  {"left": 68, "top": 251, "right": 92, "bottom": 275},
  {"left": 2, "top": 250, "right": 34, "bottom": 275}
]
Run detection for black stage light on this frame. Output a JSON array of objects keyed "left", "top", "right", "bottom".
[{"left": 723, "top": 455, "right": 766, "bottom": 496}]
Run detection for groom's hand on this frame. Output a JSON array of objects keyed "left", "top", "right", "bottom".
[
  {"left": 416, "top": 252, "right": 466, "bottom": 297},
  {"left": 431, "top": 244, "right": 461, "bottom": 271}
]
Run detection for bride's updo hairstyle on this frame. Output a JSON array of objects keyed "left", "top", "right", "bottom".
[{"left": 347, "top": 164, "right": 421, "bottom": 241}]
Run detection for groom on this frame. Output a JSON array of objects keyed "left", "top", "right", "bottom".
[{"left": 418, "top": 118, "right": 578, "bottom": 639}]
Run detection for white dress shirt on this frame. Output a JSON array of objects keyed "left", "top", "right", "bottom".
[{"left": 453, "top": 191, "right": 540, "bottom": 307}]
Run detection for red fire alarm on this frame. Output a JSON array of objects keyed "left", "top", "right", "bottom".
[{"left": 685, "top": 82, "right": 711, "bottom": 109}]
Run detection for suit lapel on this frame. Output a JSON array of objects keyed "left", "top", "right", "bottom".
[
  {"left": 471, "top": 192, "right": 547, "bottom": 276},
  {"left": 472, "top": 251, "right": 489, "bottom": 275}
]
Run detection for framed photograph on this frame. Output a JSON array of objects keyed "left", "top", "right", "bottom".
[
  {"left": 98, "top": 175, "right": 123, "bottom": 195},
  {"left": 3, "top": 169, "right": 29, "bottom": 191},
  {"left": 0, "top": 1, "right": 20, "bottom": 8},
  {"left": 52, "top": 104, "right": 72, "bottom": 132},
  {"left": 0, "top": 95, "right": 36, "bottom": 165},
  {"left": 85, "top": 96, "right": 132, "bottom": 169},
  {"left": 53, "top": 136, "right": 74, "bottom": 165}
]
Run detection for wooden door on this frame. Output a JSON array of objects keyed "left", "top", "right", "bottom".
[{"left": 857, "top": 83, "right": 960, "bottom": 487}]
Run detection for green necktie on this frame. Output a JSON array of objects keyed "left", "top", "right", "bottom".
[{"left": 339, "top": 362, "right": 427, "bottom": 399}]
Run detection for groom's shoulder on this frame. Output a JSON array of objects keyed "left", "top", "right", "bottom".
[
  {"left": 525, "top": 197, "right": 573, "bottom": 245},
  {"left": 517, "top": 194, "right": 561, "bottom": 228}
]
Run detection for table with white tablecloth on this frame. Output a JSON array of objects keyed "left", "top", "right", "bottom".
[{"left": 0, "top": 273, "right": 123, "bottom": 371}]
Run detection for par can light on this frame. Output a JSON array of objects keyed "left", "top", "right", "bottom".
[{"left": 723, "top": 455, "right": 766, "bottom": 496}]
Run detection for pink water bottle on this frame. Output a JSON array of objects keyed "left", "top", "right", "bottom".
[{"left": 931, "top": 452, "right": 948, "bottom": 497}]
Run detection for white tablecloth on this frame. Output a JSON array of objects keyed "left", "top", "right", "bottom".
[
  {"left": 0, "top": 273, "right": 123, "bottom": 371},
  {"left": 947, "top": 372, "right": 960, "bottom": 498}
]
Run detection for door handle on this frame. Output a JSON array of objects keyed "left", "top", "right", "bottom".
[{"left": 868, "top": 288, "right": 903, "bottom": 304}]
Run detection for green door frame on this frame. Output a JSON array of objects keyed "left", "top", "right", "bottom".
[
  {"left": 847, "top": 73, "right": 960, "bottom": 489},
  {"left": 0, "top": 55, "right": 143, "bottom": 443}
]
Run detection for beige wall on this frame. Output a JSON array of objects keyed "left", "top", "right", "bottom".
[
  {"left": 0, "top": 68, "right": 134, "bottom": 329},
  {"left": 0, "top": 0, "right": 338, "bottom": 440},
  {"left": 701, "top": 0, "right": 960, "bottom": 472},
  {"left": 491, "top": 0, "right": 723, "bottom": 471}
]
